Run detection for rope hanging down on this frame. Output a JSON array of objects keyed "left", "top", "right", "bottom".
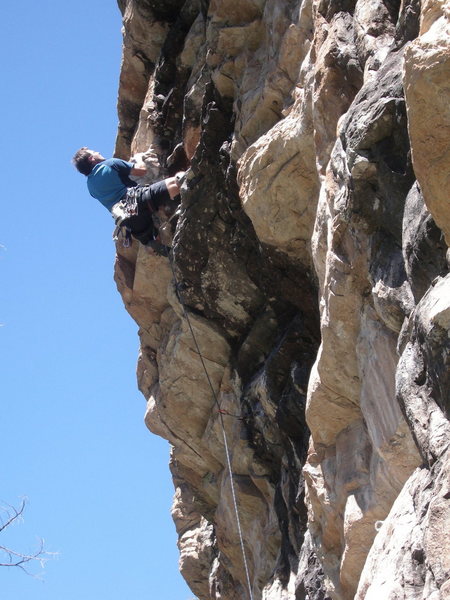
[{"left": 167, "top": 253, "right": 255, "bottom": 600}]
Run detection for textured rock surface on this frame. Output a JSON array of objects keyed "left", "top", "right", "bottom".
[
  {"left": 113, "top": 0, "right": 449, "bottom": 598},
  {"left": 403, "top": 2, "right": 450, "bottom": 245}
]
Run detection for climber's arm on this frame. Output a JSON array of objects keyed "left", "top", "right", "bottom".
[{"left": 130, "top": 166, "right": 147, "bottom": 177}]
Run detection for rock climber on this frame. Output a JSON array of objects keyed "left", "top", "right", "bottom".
[{"left": 72, "top": 147, "right": 184, "bottom": 248}]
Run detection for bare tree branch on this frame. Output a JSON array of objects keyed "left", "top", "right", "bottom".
[
  {"left": 0, "top": 499, "right": 56, "bottom": 577},
  {"left": 0, "top": 499, "right": 26, "bottom": 534}
]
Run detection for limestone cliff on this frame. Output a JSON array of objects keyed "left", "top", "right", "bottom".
[{"left": 113, "top": 1, "right": 450, "bottom": 598}]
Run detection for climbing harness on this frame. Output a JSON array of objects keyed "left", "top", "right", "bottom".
[
  {"left": 111, "top": 188, "right": 140, "bottom": 226},
  {"left": 113, "top": 192, "right": 181, "bottom": 249},
  {"left": 167, "top": 253, "right": 255, "bottom": 600}
]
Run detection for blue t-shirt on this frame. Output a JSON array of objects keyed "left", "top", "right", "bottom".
[{"left": 87, "top": 158, "right": 136, "bottom": 211}]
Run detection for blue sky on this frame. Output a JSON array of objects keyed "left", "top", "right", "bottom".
[{"left": 0, "top": 2, "right": 192, "bottom": 598}]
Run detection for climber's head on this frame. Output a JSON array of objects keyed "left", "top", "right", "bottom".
[{"left": 72, "top": 147, "right": 105, "bottom": 176}]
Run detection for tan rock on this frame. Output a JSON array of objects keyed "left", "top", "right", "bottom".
[
  {"left": 156, "top": 312, "right": 230, "bottom": 444},
  {"left": 420, "top": 0, "right": 447, "bottom": 34},
  {"left": 340, "top": 495, "right": 379, "bottom": 597},
  {"left": 353, "top": 0, "right": 396, "bottom": 76},
  {"left": 403, "top": 6, "right": 450, "bottom": 245},
  {"left": 129, "top": 82, "right": 159, "bottom": 166},
  {"left": 357, "top": 306, "right": 421, "bottom": 482},
  {"left": 114, "top": 245, "right": 172, "bottom": 333},
  {"left": 179, "top": 13, "right": 207, "bottom": 70},
  {"left": 115, "top": 3, "right": 168, "bottom": 157},
  {"left": 113, "top": 1, "right": 450, "bottom": 598},
  {"left": 397, "top": 275, "right": 450, "bottom": 462},
  {"left": 355, "top": 451, "right": 450, "bottom": 599},
  {"left": 238, "top": 89, "right": 319, "bottom": 265},
  {"left": 232, "top": 0, "right": 314, "bottom": 156},
  {"left": 178, "top": 517, "right": 215, "bottom": 599},
  {"left": 312, "top": 11, "right": 363, "bottom": 170}
]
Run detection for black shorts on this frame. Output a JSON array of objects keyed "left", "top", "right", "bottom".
[
  {"left": 139, "top": 180, "right": 171, "bottom": 211},
  {"left": 125, "top": 180, "right": 171, "bottom": 244}
]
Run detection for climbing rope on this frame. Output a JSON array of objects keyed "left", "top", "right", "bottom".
[{"left": 167, "top": 252, "right": 255, "bottom": 600}]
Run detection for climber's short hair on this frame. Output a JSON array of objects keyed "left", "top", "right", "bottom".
[{"left": 72, "top": 147, "right": 94, "bottom": 176}]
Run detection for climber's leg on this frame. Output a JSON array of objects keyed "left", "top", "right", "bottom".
[
  {"left": 142, "top": 178, "right": 181, "bottom": 217},
  {"left": 120, "top": 177, "right": 184, "bottom": 246}
]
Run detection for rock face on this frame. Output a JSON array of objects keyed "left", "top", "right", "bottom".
[{"left": 113, "top": 0, "right": 450, "bottom": 598}]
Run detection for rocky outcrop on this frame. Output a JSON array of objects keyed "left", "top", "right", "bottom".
[{"left": 113, "top": 0, "right": 449, "bottom": 598}]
